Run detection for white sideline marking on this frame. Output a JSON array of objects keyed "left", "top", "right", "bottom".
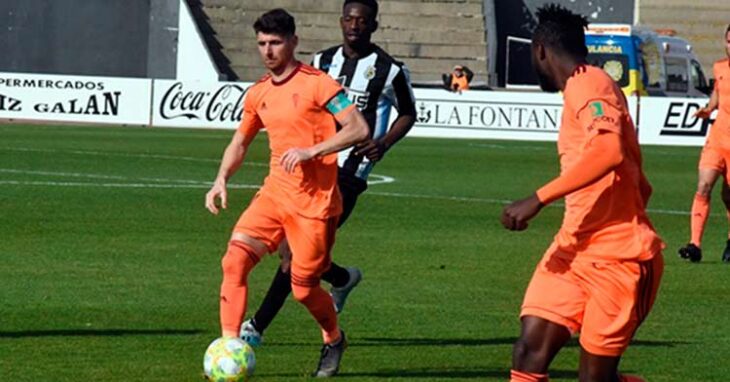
[
  {"left": 0, "top": 180, "right": 260, "bottom": 190},
  {"left": 1, "top": 147, "right": 396, "bottom": 184},
  {"left": 0, "top": 175, "right": 691, "bottom": 217},
  {"left": 0, "top": 147, "right": 266, "bottom": 167},
  {"left": 367, "top": 174, "right": 396, "bottom": 185}
]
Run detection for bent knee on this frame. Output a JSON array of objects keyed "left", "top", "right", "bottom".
[
  {"left": 512, "top": 337, "right": 551, "bottom": 372},
  {"left": 291, "top": 283, "right": 320, "bottom": 303},
  {"left": 696, "top": 181, "right": 713, "bottom": 196},
  {"left": 221, "top": 242, "right": 258, "bottom": 282},
  {"left": 229, "top": 232, "right": 269, "bottom": 257}
]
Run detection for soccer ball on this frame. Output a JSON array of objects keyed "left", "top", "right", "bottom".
[{"left": 203, "top": 337, "right": 256, "bottom": 382}]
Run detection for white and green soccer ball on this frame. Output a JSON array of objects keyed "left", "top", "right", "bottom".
[{"left": 203, "top": 337, "right": 256, "bottom": 382}]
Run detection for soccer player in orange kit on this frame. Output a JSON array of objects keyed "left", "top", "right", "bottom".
[
  {"left": 204, "top": 9, "right": 368, "bottom": 377},
  {"left": 500, "top": 4, "right": 664, "bottom": 382},
  {"left": 678, "top": 24, "right": 730, "bottom": 263}
]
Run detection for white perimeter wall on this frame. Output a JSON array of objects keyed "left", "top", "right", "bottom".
[{"left": 0, "top": 71, "right": 716, "bottom": 147}]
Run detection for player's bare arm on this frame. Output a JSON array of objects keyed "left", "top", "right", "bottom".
[
  {"left": 501, "top": 131, "right": 624, "bottom": 231},
  {"left": 280, "top": 108, "right": 369, "bottom": 173},
  {"left": 355, "top": 114, "right": 415, "bottom": 162},
  {"left": 695, "top": 86, "right": 719, "bottom": 119},
  {"left": 206, "top": 131, "right": 249, "bottom": 214}
]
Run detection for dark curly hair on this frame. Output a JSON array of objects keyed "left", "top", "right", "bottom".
[{"left": 532, "top": 4, "right": 589, "bottom": 58}]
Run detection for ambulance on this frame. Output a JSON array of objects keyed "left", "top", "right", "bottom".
[{"left": 585, "top": 24, "right": 711, "bottom": 97}]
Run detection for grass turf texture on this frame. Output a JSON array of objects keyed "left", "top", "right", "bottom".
[{"left": 1, "top": 123, "right": 728, "bottom": 381}]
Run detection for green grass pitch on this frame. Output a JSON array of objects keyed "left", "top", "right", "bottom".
[{"left": 1, "top": 123, "right": 729, "bottom": 381}]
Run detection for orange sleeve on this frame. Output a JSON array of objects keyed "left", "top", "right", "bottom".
[
  {"left": 237, "top": 88, "right": 263, "bottom": 141},
  {"left": 576, "top": 98, "right": 623, "bottom": 136},
  {"left": 316, "top": 75, "right": 356, "bottom": 123},
  {"left": 536, "top": 131, "right": 624, "bottom": 204}
]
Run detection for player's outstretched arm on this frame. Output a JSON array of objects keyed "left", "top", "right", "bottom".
[
  {"left": 280, "top": 109, "right": 369, "bottom": 173},
  {"left": 501, "top": 131, "right": 623, "bottom": 231},
  {"left": 206, "top": 131, "right": 249, "bottom": 215}
]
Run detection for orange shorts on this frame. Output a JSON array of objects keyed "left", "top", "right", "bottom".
[
  {"left": 698, "top": 145, "right": 730, "bottom": 180},
  {"left": 233, "top": 190, "right": 337, "bottom": 285},
  {"left": 521, "top": 243, "right": 664, "bottom": 357}
]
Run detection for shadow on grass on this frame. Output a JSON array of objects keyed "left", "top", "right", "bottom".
[
  {"left": 0, "top": 328, "right": 204, "bottom": 338},
  {"left": 263, "top": 367, "right": 578, "bottom": 379},
  {"left": 351, "top": 337, "right": 690, "bottom": 348}
]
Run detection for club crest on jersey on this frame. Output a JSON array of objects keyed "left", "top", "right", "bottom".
[
  {"left": 364, "top": 66, "right": 376, "bottom": 80},
  {"left": 590, "top": 101, "right": 605, "bottom": 117}
]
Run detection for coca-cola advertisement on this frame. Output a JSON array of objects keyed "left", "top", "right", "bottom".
[
  {"left": 152, "top": 80, "right": 252, "bottom": 129},
  {"left": 0, "top": 72, "right": 152, "bottom": 125}
]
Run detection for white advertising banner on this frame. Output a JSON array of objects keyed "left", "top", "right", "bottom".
[
  {"left": 0, "top": 72, "right": 152, "bottom": 125},
  {"left": 637, "top": 96, "right": 712, "bottom": 147},
  {"left": 152, "top": 80, "right": 251, "bottom": 129},
  {"left": 408, "top": 88, "right": 564, "bottom": 141}
]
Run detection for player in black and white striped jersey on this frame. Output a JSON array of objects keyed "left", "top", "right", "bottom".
[{"left": 240, "top": 0, "right": 416, "bottom": 347}]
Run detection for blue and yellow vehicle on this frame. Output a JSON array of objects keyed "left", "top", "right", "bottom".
[{"left": 585, "top": 24, "right": 710, "bottom": 98}]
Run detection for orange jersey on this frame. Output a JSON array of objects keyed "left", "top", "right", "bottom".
[
  {"left": 238, "top": 63, "right": 356, "bottom": 219},
  {"left": 707, "top": 59, "right": 730, "bottom": 150},
  {"left": 451, "top": 75, "right": 469, "bottom": 91},
  {"left": 554, "top": 65, "right": 664, "bottom": 261}
]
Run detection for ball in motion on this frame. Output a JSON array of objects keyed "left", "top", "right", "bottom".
[{"left": 203, "top": 337, "right": 255, "bottom": 382}]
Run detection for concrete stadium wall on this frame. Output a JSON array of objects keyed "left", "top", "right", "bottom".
[
  {"left": 198, "top": 0, "right": 488, "bottom": 84},
  {"left": 0, "top": 0, "right": 177, "bottom": 78}
]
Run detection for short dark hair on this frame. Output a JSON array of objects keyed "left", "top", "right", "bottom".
[
  {"left": 344, "top": 0, "right": 379, "bottom": 18},
  {"left": 532, "top": 4, "right": 588, "bottom": 58},
  {"left": 253, "top": 8, "right": 296, "bottom": 37},
  {"left": 726, "top": 23, "right": 730, "bottom": 35}
]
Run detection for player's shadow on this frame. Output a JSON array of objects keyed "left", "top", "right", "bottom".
[
  {"left": 263, "top": 337, "right": 691, "bottom": 349},
  {"left": 357, "top": 337, "right": 516, "bottom": 346},
  {"left": 0, "top": 328, "right": 204, "bottom": 338},
  {"left": 265, "top": 368, "right": 579, "bottom": 379},
  {"left": 356, "top": 337, "right": 690, "bottom": 348},
  {"left": 342, "top": 368, "right": 579, "bottom": 379}
]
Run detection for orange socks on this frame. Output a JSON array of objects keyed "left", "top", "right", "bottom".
[
  {"left": 690, "top": 193, "right": 710, "bottom": 246},
  {"left": 510, "top": 370, "right": 549, "bottom": 382},
  {"left": 291, "top": 281, "right": 340, "bottom": 344},
  {"left": 220, "top": 241, "right": 260, "bottom": 337}
]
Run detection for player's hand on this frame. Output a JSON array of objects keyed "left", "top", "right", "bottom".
[
  {"left": 280, "top": 147, "right": 315, "bottom": 173},
  {"left": 501, "top": 193, "right": 544, "bottom": 231},
  {"left": 354, "top": 139, "right": 388, "bottom": 162},
  {"left": 205, "top": 179, "right": 227, "bottom": 215},
  {"left": 694, "top": 107, "right": 713, "bottom": 120}
]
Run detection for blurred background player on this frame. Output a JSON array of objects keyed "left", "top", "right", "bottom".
[
  {"left": 442, "top": 65, "right": 473, "bottom": 93},
  {"left": 678, "top": 24, "right": 730, "bottom": 263},
  {"left": 500, "top": 4, "right": 664, "bottom": 382},
  {"left": 204, "top": 8, "right": 368, "bottom": 377},
  {"left": 240, "top": 0, "right": 416, "bottom": 346}
]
